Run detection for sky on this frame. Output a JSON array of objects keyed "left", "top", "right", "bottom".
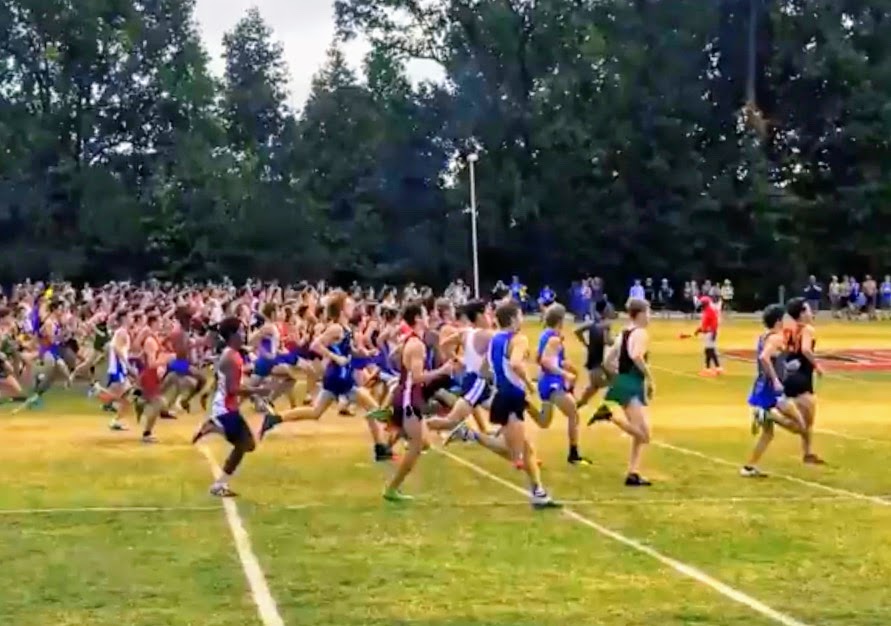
[{"left": 193, "top": 0, "right": 442, "bottom": 110}]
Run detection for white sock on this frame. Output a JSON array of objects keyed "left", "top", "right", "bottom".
[{"left": 214, "top": 472, "right": 232, "bottom": 487}]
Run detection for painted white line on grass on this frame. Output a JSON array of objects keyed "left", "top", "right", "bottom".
[
  {"left": 437, "top": 448, "right": 812, "bottom": 626},
  {"left": 653, "top": 441, "right": 891, "bottom": 508},
  {"left": 0, "top": 505, "right": 220, "bottom": 516},
  {"left": 0, "top": 494, "right": 861, "bottom": 518},
  {"left": 199, "top": 447, "right": 285, "bottom": 626},
  {"left": 816, "top": 428, "right": 891, "bottom": 445}
]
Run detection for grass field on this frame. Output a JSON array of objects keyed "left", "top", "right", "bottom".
[{"left": 3, "top": 317, "right": 891, "bottom": 626}]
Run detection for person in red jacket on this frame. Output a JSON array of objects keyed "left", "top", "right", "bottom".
[{"left": 695, "top": 296, "right": 723, "bottom": 376}]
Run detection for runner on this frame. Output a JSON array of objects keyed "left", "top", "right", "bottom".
[
  {"left": 383, "top": 302, "right": 457, "bottom": 502},
  {"left": 783, "top": 297, "right": 825, "bottom": 465},
  {"left": 259, "top": 291, "right": 393, "bottom": 461},
  {"left": 191, "top": 317, "right": 263, "bottom": 498},
  {"left": 600, "top": 298, "right": 653, "bottom": 486},
  {"left": 740, "top": 304, "right": 807, "bottom": 477},
  {"left": 447, "top": 301, "right": 560, "bottom": 509}
]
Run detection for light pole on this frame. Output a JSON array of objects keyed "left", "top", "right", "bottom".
[{"left": 467, "top": 152, "right": 480, "bottom": 299}]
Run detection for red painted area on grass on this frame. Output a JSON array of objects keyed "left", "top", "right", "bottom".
[{"left": 725, "top": 348, "right": 891, "bottom": 372}]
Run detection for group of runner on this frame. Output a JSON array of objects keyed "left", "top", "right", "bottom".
[{"left": 0, "top": 279, "right": 822, "bottom": 502}]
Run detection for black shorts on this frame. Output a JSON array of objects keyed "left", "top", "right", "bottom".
[
  {"left": 489, "top": 391, "right": 527, "bottom": 426},
  {"left": 422, "top": 374, "right": 453, "bottom": 402},
  {"left": 213, "top": 411, "right": 252, "bottom": 446},
  {"left": 783, "top": 373, "right": 814, "bottom": 398}
]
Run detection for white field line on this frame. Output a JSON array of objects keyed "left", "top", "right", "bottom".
[
  {"left": 653, "top": 441, "right": 891, "bottom": 508},
  {"left": 199, "top": 447, "right": 285, "bottom": 626},
  {"left": 814, "top": 428, "right": 891, "bottom": 445},
  {"left": 0, "top": 495, "right": 861, "bottom": 517},
  {"left": 437, "top": 448, "right": 812, "bottom": 626}
]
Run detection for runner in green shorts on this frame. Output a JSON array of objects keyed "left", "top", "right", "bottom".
[{"left": 598, "top": 298, "right": 654, "bottom": 487}]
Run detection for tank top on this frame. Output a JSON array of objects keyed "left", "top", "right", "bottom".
[
  {"left": 755, "top": 332, "right": 785, "bottom": 383},
  {"left": 489, "top": 331, "right": 525, "bottom": 397},
  {"left": 211, "top": 349, "right": 243, "bottom": 417},
  {"left": 618, "top": 328, "right": 646, "bottom": 376},
  {"left": 463, "top": 329, "right": 485, "bottom": 375},
  {"left": 536, "top": 328, "right": 564, "bottom": 372},
  {"left": 784, "top": 326, "right": 815, "bottom": 378}
]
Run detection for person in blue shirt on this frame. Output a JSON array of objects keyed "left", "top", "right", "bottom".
[
  {"left": 628, "top": 279, "right": 645, "bottom": 303},
  {"left": 537, "top": 284, "right": 556, "bottom": 322},
  {"left": 447, "top": 301, "right": 560, "bottom": 508},
  {"left": 537, "top": 304, "right": 591, "bottom": 465},
  {"left": 881, "top": 275, "right": 891, "bottom": 319}
]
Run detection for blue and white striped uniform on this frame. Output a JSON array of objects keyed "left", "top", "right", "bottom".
[{"left": 459, "top": 329, "right": 490, "bottom": 407}]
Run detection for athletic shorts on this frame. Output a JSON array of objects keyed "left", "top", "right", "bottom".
[
  {"left": 391, "top": 382, "right": 425, "bottom": 428},
  {"left": 167, "top": 358, "right": 191, "bottom": 376},
  {"left": 783, "top": 372, "right": 814, "bottom": 398},
  {"left": 139, "top": 367, "right": 162, "bottom": 400},
  {"left": 321, "top": 374, "right": 355, "bottom": 399},
  {"left": 489, "top": 390, "right": 527, "bottom": 426},
  {"left": 253, "top": 356, "right": 278, "bottom": 378},
  {"left": 460, "top": 373, "right": 491, "bottom": 407},
  {"left": 538, "top": 373, "right": 568, "bottom": 403},
  {"left": 748, "top": 380, "right": 783, "bottom": 411},
  {"left": 212, "top": 411, "right": 251, "bottom": 445}
]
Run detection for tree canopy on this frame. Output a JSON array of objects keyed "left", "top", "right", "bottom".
[{"left": 1, "top": 0, "right": 889, "bottom": 302}]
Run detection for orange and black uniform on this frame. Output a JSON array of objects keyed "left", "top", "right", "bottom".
[{"left": 783, "top": 326, "right": 815, "bottom": 397}]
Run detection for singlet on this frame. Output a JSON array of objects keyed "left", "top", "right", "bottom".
[
  {"left": 489, "top": 331, "right": 525, "bottom": 397},
  {"left": 463, "top": 329, "right": 485, "bottom": 376},
  {"left": 618, "top": 328, "right": 647, "bottom": 377},
  {"left": 784, "top": 326, "right": 815, "bottom": 379},
  {"left": 258, "top": 325, "right": 280, "bottom": 360},
  {"left": 754, "top": 332, "right": 785, "bottom": 383},
  {"left": 587, "top": 320, "right": 606, "bottom": 366},
  {"left": 537, "top": 328, "right": 564, "bottom": 374},
  {"left": 211, "top": 349, "right": 244, "bottom": 417},
  {"left": 324, "top": 325, "right": 353, "bottom": 379},
  {"left": 93, "top": 322, "right": 110, "bottom": 351}
]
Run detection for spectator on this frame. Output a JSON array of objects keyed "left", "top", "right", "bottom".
[
  {"left": 720, "top": 279, "right": 734, "bottom": 313},
  {"left": 643, "top": 277, "right": 655, "bottom": 303},
  {"left": 804, "top": 275, "right": 822, "bottom": 314},
  {"left": 656, "top": 278, "right": 674, "bottom": 318},
  {"left": 628, "top": 279, "right": 645, "bottom": 303},
  {"left": 828, "top": 275, "right": 841, "bottom": 317},
  {"left": 882, "top": 275, "right": 891, "bottom": 319},
  {"left": 864, "top": 275, "right": 877, "bottom": 320}
]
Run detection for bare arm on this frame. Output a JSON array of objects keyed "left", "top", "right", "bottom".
[
  {"left": 310, "top": 326, "right": 348, "bottom": 366},
  {"left": 759, "top": 334, "right": 784, "bottom": 389},
  {"left": 509, "top": 334, "right": 534, "bottom": 393},
  {"left": 574, "top": 322, "right": 593, "bottom": 347},
  {"left": 628, "top": 330, "right": 653, "bottom": 383},
  {"left": 800, "top": 325, "right": 822, "bottom": 375}
]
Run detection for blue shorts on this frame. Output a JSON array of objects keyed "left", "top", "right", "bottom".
[
  {"left": 107, "top": 368, "right": 127, "bottom": 387},
  {"left": 253, "top": 356, "right": 278, "bottom": 378},
  {"left": 748, "top": 380, "right": 783, "bottom": 411},
  {"left": 538, "top": 373, "right": 568, "bottom": 402},
  {"left": 322, "top": 374, "right": 355, "bottom": 399},
  {"left": 351, "top": 356, "right": 375, "bottom": 371},
  {"left": 167, "top": 358, "right": 191, "bottom": 377},
  {"left": 277, "top": 351, "right": 300, "bottom": 367},
  {"left": 40, "top": 344, "right": 62, "bottom": 361},
  {"left": 460, "top": 373, "right": 491, "bottom": 407}
]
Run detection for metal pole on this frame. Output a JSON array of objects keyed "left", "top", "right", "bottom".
[{"left": 469, "top": 156, "right": 480, "bottom": 299}]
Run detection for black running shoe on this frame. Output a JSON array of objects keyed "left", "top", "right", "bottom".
[
  {"left": 260, "top": 413, "right": 282, "bottom": 440},
  {"left": 624, "top": 473, "right": 652, "bottom": 487},
  {"left": 587, "top": 404, "right": 613, "bottom": 426}
]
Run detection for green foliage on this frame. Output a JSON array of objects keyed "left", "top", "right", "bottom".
[{"left": 1, "top": 0, "right": 890, "bottom": 301}]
